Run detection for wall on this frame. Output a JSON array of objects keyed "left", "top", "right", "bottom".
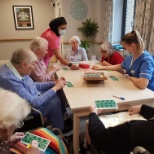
[
  {"left": 0, "top": 0, "right": 106, "bottom": 61},
  {"left": 0, "top": 0, "right": 54, "bottom": 60},
  {"left": 61, "top": 0, "right": 106, "bottom": 60}
]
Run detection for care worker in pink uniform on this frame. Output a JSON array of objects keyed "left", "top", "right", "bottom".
[{"left": 41, "top": 17, "right": 79, "bottom": 70}]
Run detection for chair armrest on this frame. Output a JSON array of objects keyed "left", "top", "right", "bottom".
[{"left": 31, "top": 107, "right": 44, "bottom": 126}]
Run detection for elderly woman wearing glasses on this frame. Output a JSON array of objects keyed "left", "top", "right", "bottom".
[
  {"left": 64, "top": 36, "right": 88, "bottom": 63},
  {"left": 100, "top": 41, "right": 124, "bottom": 66},
  {"left": 0, "top": 88, "right": 40, "bottom": 153}
]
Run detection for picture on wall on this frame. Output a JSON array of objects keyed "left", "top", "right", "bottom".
[{"left": 12, "top": 5, "right": 34, "bottom": 30}]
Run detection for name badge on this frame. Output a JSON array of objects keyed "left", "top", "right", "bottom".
[{"left": 130, "top": 70, "right": 135, "bottom": 74}]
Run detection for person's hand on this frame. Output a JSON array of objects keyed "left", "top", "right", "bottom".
[
  {"left": 128, "top": 105, "right": 142, "bottom": 115},
  {"left": 54, "top": 77, "right": 66, "bottom": 84},
  {"left": 31, "top": 140, "right": 38, "bottom": 148},
  {"left": 52, "top": 78, "right": 66, "bottom": 91},
  {"left": 59, "top": 76, "right": 66, "bottom": 82},
  {"left": 26, "top": 140, "right": 40, "bottom": 154},
  {"left": 70, "top": 64, "right": 79, "bottom": 70},
  {"left": 8, "top": 132, "right": 24, "bottom": 144},
  {"left": 48, "top": 66, "right": 60, "bottom": 72},
  {"left": 92, "top": 65, "right": 103, "bottom": 70},
  {"left": 101, "top": 61, "right": 111, "bottom": 66},
  {"left": 89, "top": 105, "right": 102, "bottom": 115}
]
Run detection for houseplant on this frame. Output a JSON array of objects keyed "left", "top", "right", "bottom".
[
  {"left": 77, "top": 18, "right": 99, "bottom": 57},
  {"left": 80, "top": 40, "right": 91, "bottom": 55},
  {"left": 77, "top": 18, "right": 99, "bottom": 39}
]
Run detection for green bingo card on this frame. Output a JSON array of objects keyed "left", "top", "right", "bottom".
[
  {"left": 66, "top": 81, "right": 74, "bottom": 87},
  {"left": 95, "top": 99, "right": 118, "bottom": 109},
  {"left": 62, "top": 67, "right": 68, "bottom": 71},
  {"left": 109, "top": 76, "right": 119, "bottom": 81},
  {"left": 21, "top": 132, "right": 50, "bottom": 152}
]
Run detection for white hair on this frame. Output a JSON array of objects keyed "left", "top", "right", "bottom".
[
  {"left": 30, "top": 37, "right": 48, "bottom": 52},
  {"left": 0, "top": 88, "right": 31, "bottom": 129},
  {"left": 69, "top": 36, "right": 81, "bottom": 44},
  {"left": 100, "top": 41, "right": 114, "bottom": 55},
  {"left": 11, "top": 48, "right": 37, "bottom": 66}
]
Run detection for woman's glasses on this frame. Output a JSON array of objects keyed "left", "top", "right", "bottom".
[{"left": 17, "top": 121, "right": 24, "bottom": 128}]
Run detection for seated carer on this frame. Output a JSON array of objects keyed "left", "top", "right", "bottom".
[
  {"left": 30, "top": 37, "right": 59, "bottom": 82},
  {"left": 100, "top": 41, "right": 124, "bottom": 66},
  {"left": 92, "top": 30, "right": 154, "bottom": 91},
  {"left": 0, "top": 48, "right": 66, "bottom": 131},
  {"left": 87, "top": 104, "right": 154, "bottom": 154},
  {"left": 64, "top": 36, "right": 88, "bottom": 62},
  {"left": 0, "top": 88, "right": 40, "bottom": 154}
]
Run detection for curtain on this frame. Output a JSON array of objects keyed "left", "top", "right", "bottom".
[
  {"left": 103, "top": 0, "right": 113, "bottom": 42},
  {"left": 134, "top": 0, "right": 154, "bottom": 54}
]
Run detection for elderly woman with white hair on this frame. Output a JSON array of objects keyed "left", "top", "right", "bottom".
[
  {"left": 100, "top": 41, "right": 124, "bottom": 66},
  {"left": 64, "top": 36, "right": 88, "bottom": 62},
  {"left": 0, "top": 88, "right": 40, "bottom": 153},
  {"left": 0, "top": 88, "right": 68, "bottom": 154},
  {"left": 30, "top": 37, "right": 59, "bottom": 82}
]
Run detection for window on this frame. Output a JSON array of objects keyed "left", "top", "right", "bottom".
[
  {"left": 112, "top": 0, "right": 136, "bottom": 44},
  {"left": 122, "top": 0, "right": 136, "bottom": 36}
]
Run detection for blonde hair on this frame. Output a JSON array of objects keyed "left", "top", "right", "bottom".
[
  {"left": 69, "top": 36, "right": 81, "bottom": 44},
  {"left": 100, "top": 41, "right": 114, "bottom": 55},
  {"left": 11, "top": 48, "right": 37, "bottom": 66},
  {"left": 30, "top": 37, "right": 48, "bottom": 52},
  {"left": 0, "top": 88, "right": 31, "bottom": 129},
  {"left": 121, "top": 30, "right": 144, "bottom": 53}
]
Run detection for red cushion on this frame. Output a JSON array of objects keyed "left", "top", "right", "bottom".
[{"left": 79, "top": 63, "right": 90, "bottom": 69}]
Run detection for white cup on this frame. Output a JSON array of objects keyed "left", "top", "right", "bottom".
[
  {"left": 91, "top": 55, "right": 96, "bottom": 62},
  {"left": 90, "top": 55, "right": 96, "bottom": 69}
]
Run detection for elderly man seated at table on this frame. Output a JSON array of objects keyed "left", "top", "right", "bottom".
[
  {"left": 0, "top": 48, "right": 66, "bottom": 131},
  {"left": 30, "top": 37, "right": 59, "bottom": 82}
]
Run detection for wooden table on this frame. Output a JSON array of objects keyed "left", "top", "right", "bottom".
[{"left": 56, "top": 67, "right": 154, "bottom": 154}]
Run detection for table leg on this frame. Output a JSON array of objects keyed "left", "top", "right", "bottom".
[{"left": 73, "top": 111, "right": 80, "bottom": 154}]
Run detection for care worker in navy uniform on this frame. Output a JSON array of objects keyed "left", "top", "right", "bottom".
[{"left": 92, "top": 30, "right": 154, "bottom": 91}]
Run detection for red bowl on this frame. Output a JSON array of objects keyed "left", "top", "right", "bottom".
[{"left": 79, "top": 63, "right": 90, "bottom": 69}]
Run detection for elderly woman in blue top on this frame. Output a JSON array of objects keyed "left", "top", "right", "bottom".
[
  {"left": 0, "top": 48, "right": 66, "bottom": 131},
  {"left": 64, "top": 36, "right": 88, "bottom": 63},
  {"left": 92, "top": 30, "right": 154, "bottom": 91}
]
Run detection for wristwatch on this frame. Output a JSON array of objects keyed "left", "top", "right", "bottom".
[{"left": 68, "top": 63, "right": 73, "bottom": 67}]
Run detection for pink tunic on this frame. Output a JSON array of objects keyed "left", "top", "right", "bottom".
[{"left": 41, "top": 28, "right": 60, "bottom": 66}]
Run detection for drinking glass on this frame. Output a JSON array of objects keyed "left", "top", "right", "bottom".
[{"left": 91, "top": 55, "right": 96, "bottom": 62}]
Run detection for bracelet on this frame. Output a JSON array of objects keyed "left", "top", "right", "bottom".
[{"left": 68, "top": 63, "right": 72, "bottom": 67}]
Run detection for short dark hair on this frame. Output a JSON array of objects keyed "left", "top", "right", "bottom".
[{"left": 49, "top": 17, "right": 67, "bottom": 36}]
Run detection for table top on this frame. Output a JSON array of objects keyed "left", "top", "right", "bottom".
[{"left": 56, "top": 65, "right": 154, "bottom": 111}]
